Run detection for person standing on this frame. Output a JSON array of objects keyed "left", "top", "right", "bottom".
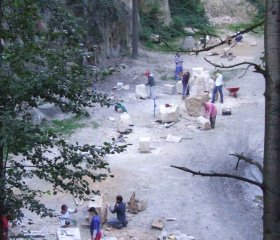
[
  {"left": 211, "top": 69, "right": 223, "bottom": 104},
  {"left": 145, "top": 71, "right": 156, "bottom": 99},
  {"left": 202, "top": 102, "right": 217, "bottom": 129},
  {"left": 174, "top": 52, "right": 184, "bottom": 80},
  {"left": 182, "top": 70, "right": 190, "bottom": 99},
  {"left": 58, "top": 204, "right": 77, "bottom": 227},
  {"left": 107, "top": 195, "right": 128, "bottom": 229},
  {"left": 88, "top": 207, "right": 102, "bottom": 240}
]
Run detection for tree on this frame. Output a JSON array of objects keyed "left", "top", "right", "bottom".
[
  {"left": 0, "top": 0, "right": 126, "bottom": 238},
  {"left": 132, "top": 0, "right": 139, "bottom": 59},
  {"left": 171, "top": 0, "right": 280, "bottom": 239}
]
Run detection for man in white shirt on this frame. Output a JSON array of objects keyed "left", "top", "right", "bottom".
[
  {"left": 211, "top": 69, "right": 224, "bottom": 104},
  {"left": 59, "top": 204, "right": 77, "bottom": 227}
]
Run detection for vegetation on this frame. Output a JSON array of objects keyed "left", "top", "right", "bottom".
[{"left": 0, "top": 0, "right": 126, "bottom": 236}]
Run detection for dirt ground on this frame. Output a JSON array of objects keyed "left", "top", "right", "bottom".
[{"left": 13, "top": 32, "right": 265, "bottom": 240}]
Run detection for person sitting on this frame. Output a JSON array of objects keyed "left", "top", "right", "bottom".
[
  {"left": 58, "top": 204, "right": 77, "bottom": 227},
  {"left": 107, "top": 195, "right": 128, "bottom": 229}
]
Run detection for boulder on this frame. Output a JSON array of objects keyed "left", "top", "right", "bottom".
[
  {"left": 250, "top": 41, "right": 257, "bottom": 46},
  {"left": 149, "top": 34, "right": 160, "bottom": 43},
  {"left": 163, "top": 84, "right": 176, "bottom": 95},
  {"left": 176, "top": 81, "right": 183, "bottom": 94},
  {"left": 135, "top": 84, "right": 148, "bottom": 99},
  {"left": 128, "top": 192, "right": 147, "bottom": 213},
  {"left": 196, "top": 76, "right": 207, "bottom": 95},
  {"left": 29, "top": 108, "right": 46, "bottom": 125},
  {"left": 157, "top": 104, "right": 180, "bottom": 123},
  {"left": 197, "top": 116, "right": 211, "bottom": 130},
  {"left": 117, "top": 112, "right": 131, "bottom": 133},
  {"left": 181, "top": 36, "right": 196, "bottom": 50},
  {"left": 185, "top": 97, "right": 204, "bottom": 117}
]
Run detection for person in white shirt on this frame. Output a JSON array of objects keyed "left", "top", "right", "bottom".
[
  {"left": 59, "top": 204, "right": 77, "bottom": 227},
  {"left": 211, "top": 69, "right": 224, "bottom": 104}
]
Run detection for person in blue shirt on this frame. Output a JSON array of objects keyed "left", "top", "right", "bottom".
[
  {"left": 107, "top": 195, "right": 128, "bottom": 228},
  {"left": 88, "top": 207, "right": 101, "bottom": 240},
  {"left": 174, "top": 52, "right": 184, "bottom": 80}
]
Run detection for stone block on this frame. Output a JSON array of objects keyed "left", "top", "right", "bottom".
[
  {"left": 135, "top": 84, "right": 148, "bottom": 99},
  {"left": 88, "top": 194, "right": 107, "bottom": 224},
  {"left": 139, "top": 137, "right": 150, "bottom": 153},
  {"left": 176, "top": 81, "right": 183, "bottom": 94},
  {"left": 163, "top": 84, "right": 176, "bottom": 95},
  {"left": 185, "top": 97, "right": 203, "bottom": 117},
  {"left": 197, "top": 116, "right": 211, "bottom": 130},
  {"left": 152, "top": 218, "right": 164, "bottom": 230},
  {"left": 192, "top": 67, "right": 204, "bottom": 76},
  {"left": 157, "top": 104, "right": 180, "bottom": 123},
  {"left": 117, "top": 112, "right": 131, "bottom": 133}
]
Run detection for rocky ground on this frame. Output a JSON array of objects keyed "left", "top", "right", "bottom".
[{"left": 11, "top": 31, "right": 265, "bottom": 240}]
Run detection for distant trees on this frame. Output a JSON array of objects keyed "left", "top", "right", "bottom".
[{"left": 0, "top": 0, "right": 126, "bottom": 238}]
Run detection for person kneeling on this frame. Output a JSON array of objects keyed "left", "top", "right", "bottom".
[{"left": 107, "top": 195, "right": 128, "bottom": 228}]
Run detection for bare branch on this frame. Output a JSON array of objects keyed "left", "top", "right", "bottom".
[
  {"left": 170, "top": 165, "right": 264, "bottom": 189},
  {"left": 230, "top": 153, "right": 263, "bottom": 174},
  {"left": 204, "top": 57, "right": 266, "bottom": 75}
]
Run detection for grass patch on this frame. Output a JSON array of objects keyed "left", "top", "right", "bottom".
[
  {"left": 46, "top": 115, "right": 87, "bottom": 136},
  {"left": 91, "top": 121, "right": 100, "bottom": 129}
]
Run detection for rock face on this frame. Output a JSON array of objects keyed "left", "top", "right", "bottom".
[
  {"left": 157, "top": 104, "right": 180, "bottom": 122},
  {"left": 135, "top": 84, "right": 149, "bottom": 99},
  {"left": 197, "top": 116, "right": 211, "bottom": 130},
  {"left": 181, "top": 36, "right": 196, "bottom": 50},
  {"left": 117, "top": 112, "right": 131, "bottom": 133}
]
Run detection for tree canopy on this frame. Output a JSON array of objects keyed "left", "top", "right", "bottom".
[{"left": 0, "top": 0, "right": 126, "bottom": 230}]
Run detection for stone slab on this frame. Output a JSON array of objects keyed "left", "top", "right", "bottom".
[
  {"left": 88, "top": 194, "right": 107, "bottom": 224},
  {"left": 157, "top": 104, "right": 180, "bottom": 123},
  {"left": 152, "top": 218, "right": 164, "bottom": 230},
  {"left": 135, "top": 84, "right": 148, "bottom": 99},
  {"left": 57, "top": 228, "right": 81, "bottom": 240}
]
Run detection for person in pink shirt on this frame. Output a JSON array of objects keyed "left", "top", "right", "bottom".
[{"left": 202, "top": 102, "right": 217, "bottom": 129}]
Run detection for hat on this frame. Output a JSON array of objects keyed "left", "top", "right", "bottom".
[
  {"left": 145, "top": 71, "right": 150, "bottom": 76},
  {"left": 88, "top": 207, "right": 96, "bottom": 212}
]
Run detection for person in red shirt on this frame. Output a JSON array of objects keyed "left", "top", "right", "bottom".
[
  {"left": 203, "top": 102, "right": 217, "bottom": 129},
  {"left": 2, "top": 215, "right": 8, "bottom": 239}
]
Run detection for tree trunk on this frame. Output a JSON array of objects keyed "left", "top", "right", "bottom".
[
  {"left": 132, "top": 0, "right": 138, "bottom": 59},
  {"left": 263, "top": 0, "right": 280, "bottom": 239}
]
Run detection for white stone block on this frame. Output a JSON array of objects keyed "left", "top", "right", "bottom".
[
  {"left": 176, "top": 81, "right": 183, "bottom": 94},
  {"left": 157, "top": 104, "right": 180, "bottom": 123},
  {"left": 135, "top": 84, "right": 148, "bottom": 99},
  {"left": 197, "top": 116, "right": 211, "bottom": 130},
  {"left": 192, "top": 67, "right": 204, "bottom": 76},
  {"left": 163, "top": 84, "right": 176, "bottom": 94},
  {"left": 118, "top": 112, "right": 131, "bottom": 133},
  {"left": 139, "top": 137, "right": 150, "bottom": 152}
]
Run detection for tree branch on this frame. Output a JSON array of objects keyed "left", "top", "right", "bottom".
[
  {"left": 203, "top": 57, "right": 266, "bottom": 76},
  {"left": 159, "top": 20, "right": 264, "bottom": 54},
  {"left": 170, "top": 165, "right": 264, "bottom": 190},
  {"left": 230, "top": 153, "right": 263, "bottom": 174}
]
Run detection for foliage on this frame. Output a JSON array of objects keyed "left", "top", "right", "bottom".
[
  {"left": 0, "top": 0, "right": 126, "bottom": 226},
  {"left": 168, "top": 0, "right": 208, "bottom": 28},
  {"left": 43, "top": 116, "right": 87, "bottom": 136}
]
